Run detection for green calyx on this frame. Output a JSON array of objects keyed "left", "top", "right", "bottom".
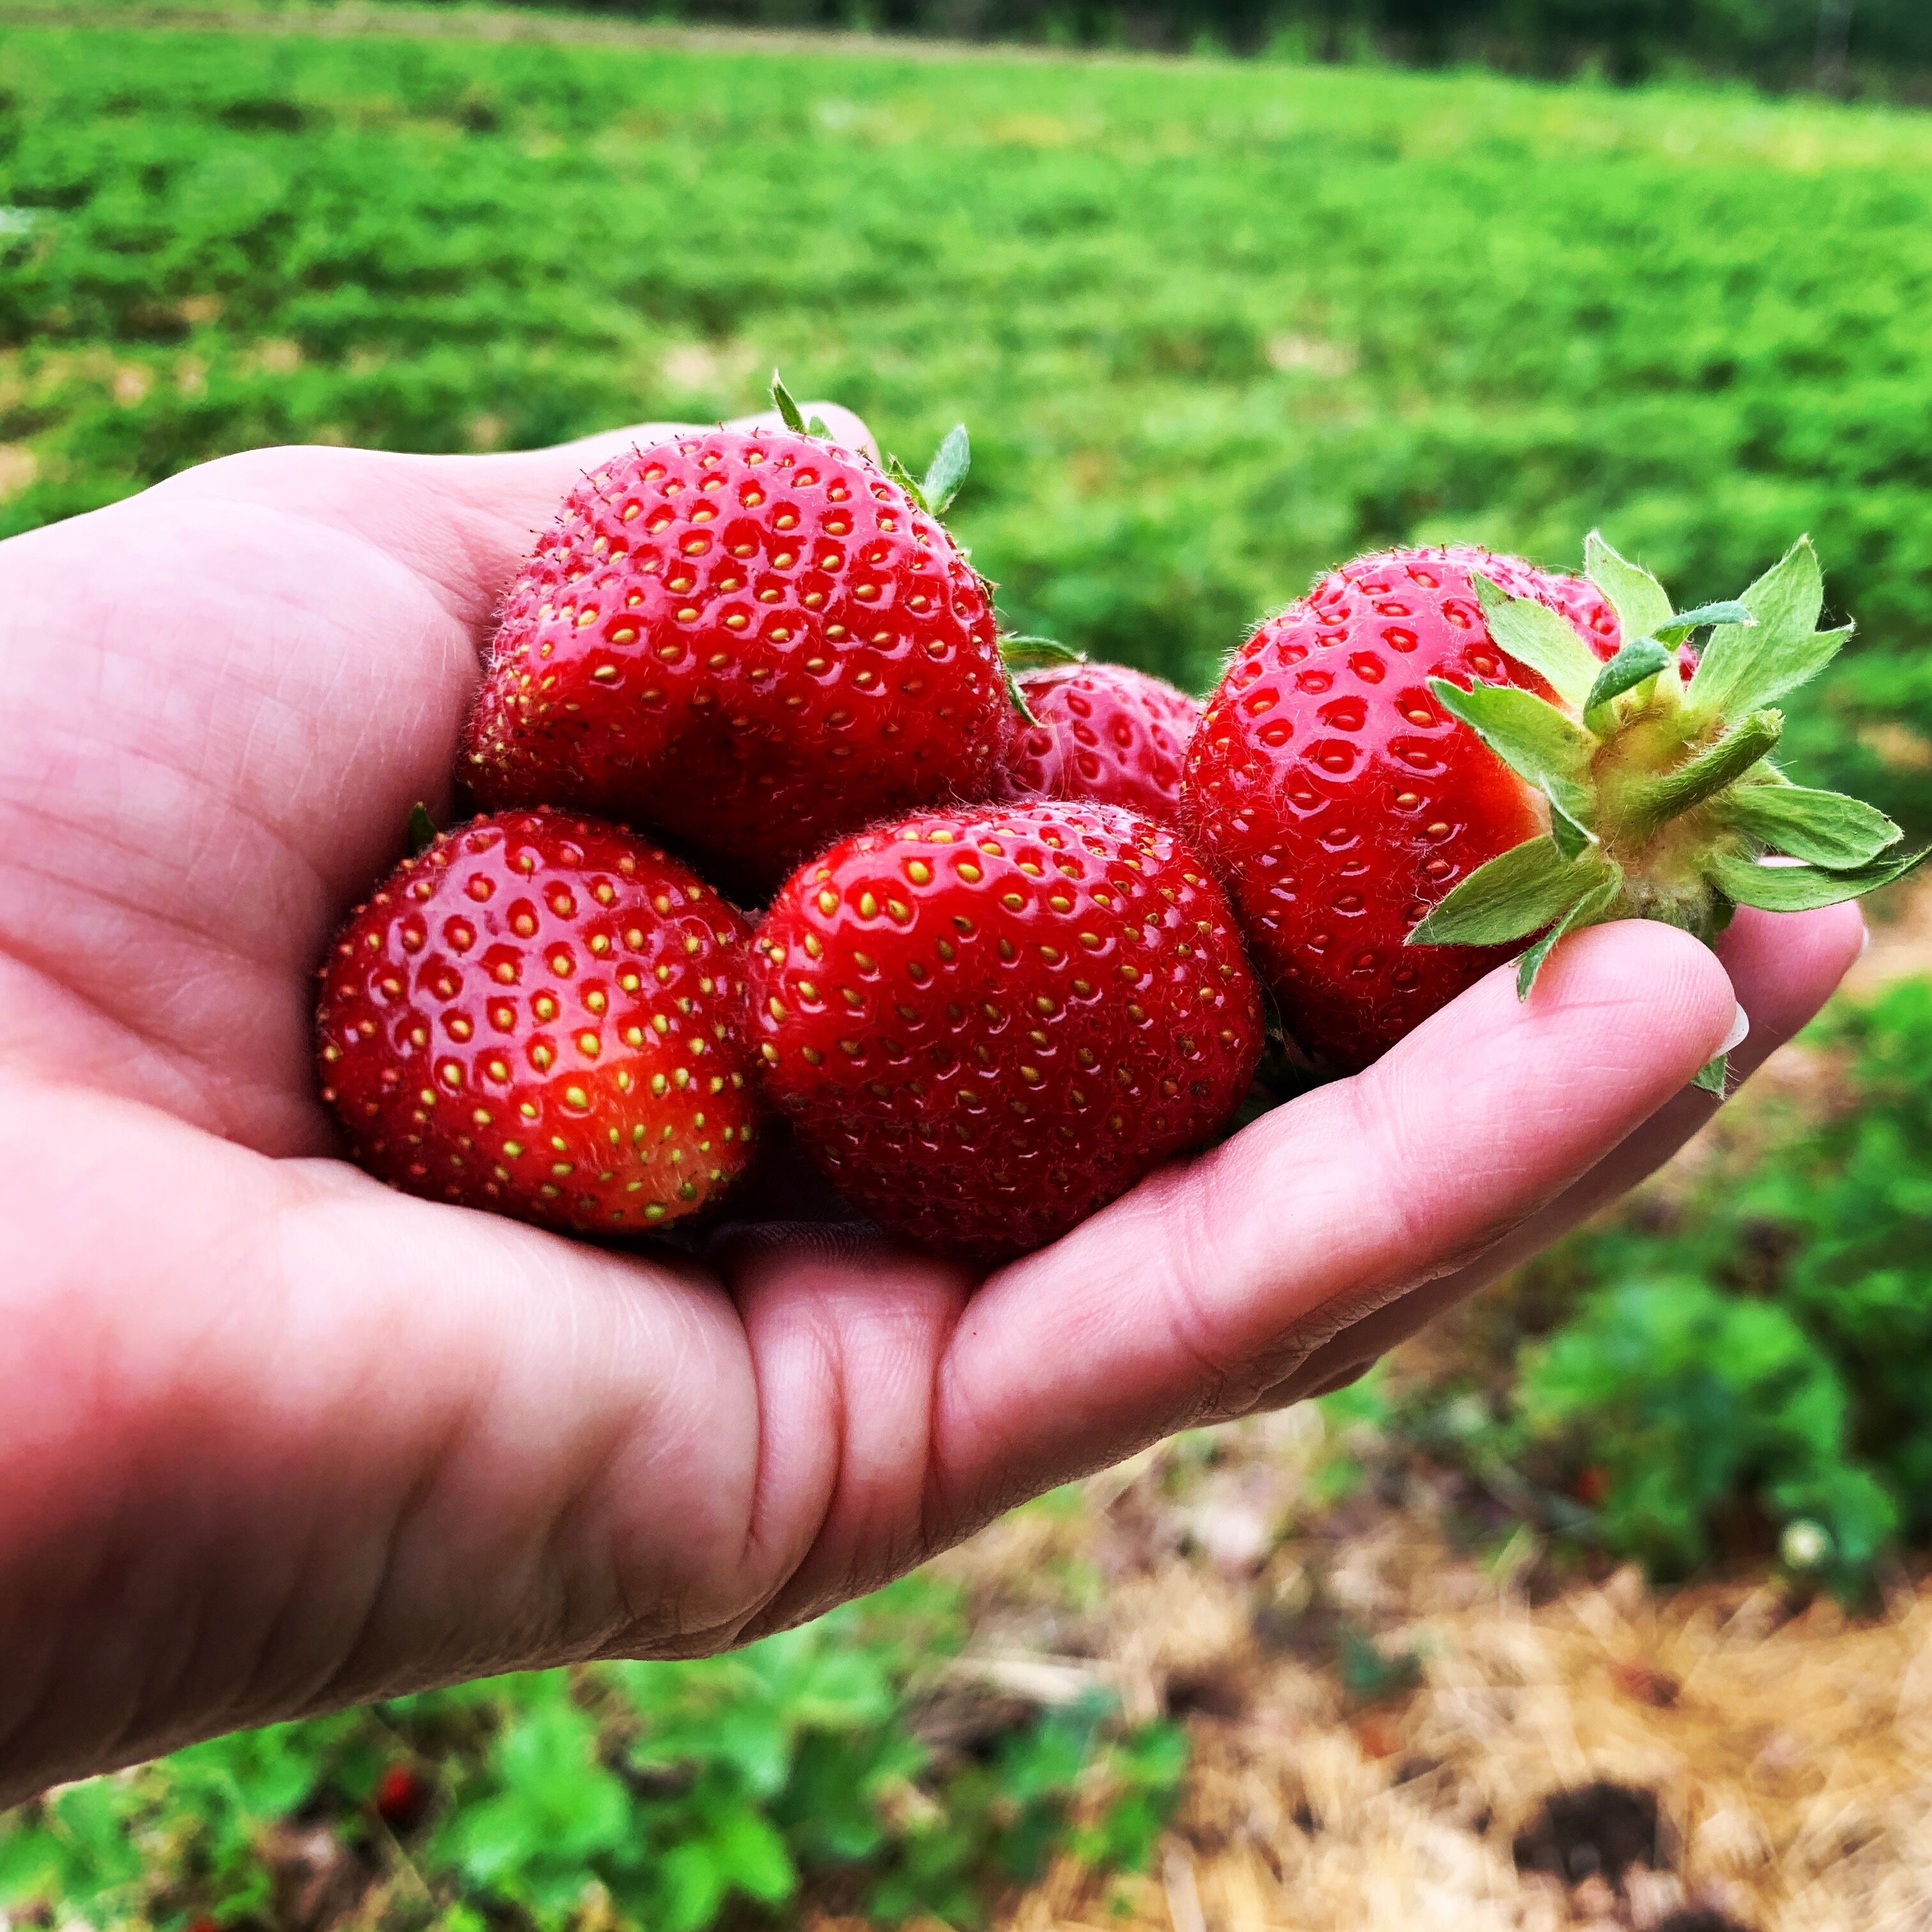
[{"left": 1409, "top": 532, "right": 1922, "bottom": 1081}]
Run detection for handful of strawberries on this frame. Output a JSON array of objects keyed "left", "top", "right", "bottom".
[{"left": 316, "top": 382, "right": 1917, "bottom": 1261}]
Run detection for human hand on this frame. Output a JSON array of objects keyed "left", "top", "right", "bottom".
[{"left": 0, "top": 408, "right": 1863, "bottom": 1804}]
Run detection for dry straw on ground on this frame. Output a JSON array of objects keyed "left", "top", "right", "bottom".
[{"left": 911, "top": 1408, "right": 1932, "bottom": 1932}]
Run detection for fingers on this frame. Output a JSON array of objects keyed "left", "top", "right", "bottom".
[
  {"left": 927, "top": 921, "right": 1735, "bottom": 1527},
  {"left": 1264, "top": 900, "right": 1867, "bottom": 1399}
]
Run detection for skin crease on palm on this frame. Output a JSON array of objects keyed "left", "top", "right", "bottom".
[{"left": 0, "top": 401, "right": 1865, "bottom": 1807}]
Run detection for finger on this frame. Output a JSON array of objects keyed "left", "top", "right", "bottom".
[
  {"left": 927, "top": 921, "right": 1735, "bottom": 1526},
  {"left": 1275, "top": 900, "right": 1865, "bottom": 1397}
]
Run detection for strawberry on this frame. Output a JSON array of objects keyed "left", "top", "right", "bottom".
[
  {"left": 463, "top": 396, "right": 1016, "bottom": 886},
  {"left": 747, "top": 802, "right": 1264, "bottom": 1259},
  {"left": 1186, "top": 535, "right": 1915, "bottom": 1078},
  {"left": 374, "top": 1764, "right": 431, "bottom": 1831},
  {"left": 316, "top": 809, "right": 761, "bottom": 1233},
  {"left": 994, "top": 660, "right": 1202, "bottom": 822}
]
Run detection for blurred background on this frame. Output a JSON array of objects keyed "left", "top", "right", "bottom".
[{"left": 5, "top": 2, "right": 1932, "bottom": 1926}]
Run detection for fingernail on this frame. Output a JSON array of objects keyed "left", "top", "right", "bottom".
[
  {"left": 1857, "top": 920, "right": 1872, "bottom": 961},
  {"left": 1720, "top": 1001, "right": 1751, "bottom": 1055}
]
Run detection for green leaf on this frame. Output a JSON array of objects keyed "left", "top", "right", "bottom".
[
  {"left": 1741, "top": 534, "right": 1825, "bottom": 645},
  {"left": 1705, "top": 846, "right": 1927, "bottom": 912},
  {"left": 1472, "top": 575, "right": 1599, "bottom": 709},
  {"left": 805, "top": 413, "right": 831, "bottom": 440},
  {"left": 883, "top": 450, "right": 930, "bottom": 514},
  {"left": 1583, "top": 638, "right": 1675, "bottom": 720},
  {"left": 1001, "top": 634, "right": 1085, "bottom": 670},
  {"left": 1549, "top": 800, "right": 1594, "bottom": 861},
  {"left": 712, "top": 1806, "right": 796, "bottom": 1904},
  {"left": 1689, "top": 621, "right": 1850, "bottom": 721},
  {"left": 408, "top": 801, "right": 438, "bottom": 857},
  {"left": 921, "top": 423, "right": 970, "bottom": 515},
  {"left": 769, "top": 371, "right": 808, "bottom": 436},
  {"left": 1692, "top": 1054, "right": 1729, "bottom": 1096},
  {"left": 1656, "top": 599, "right": 1754, "bottom": 645},
  {"left": 1516, "top": 867, "right": 1622, "bottom": 998},
  {"left": 1408, "top": 838, "right": 1611, "bottom": 947},
  {"left": 1428, "top": 677, "right": 1596, "bottom": 822},
  {"left": 1722, "top": 783, "right": 1902, "bottom": 868},
  {"left": 1688, "top": 538, "right": 1845, "bottom": 718},
  {"left": 1584, "top": 531, "right": 1675, "bottom": 643}
]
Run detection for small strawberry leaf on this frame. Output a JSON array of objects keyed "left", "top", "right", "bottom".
[
  {"left": 1002, "top": 634, "right": 1085, "bottom": 670},
  {"left": 1721, "top": 782, "right": 1901, "bottom": 868},
  {"left": 1515, "top": 866, "right": 1623, "bottom": 999},
  {"left": 1689, "top": 620, "right": 1850, "bottom": 723},
  {"left": 1002, "top": 664, "right": 1045, "bottom": 728},
  {"left": 806, "top": 413, "right": 832, "bottom": 440},
  {"left": 884, "top": 452, "right": 931, "bottom": 514},
  {"left": 921, "top": 424, "right": 971, "bottom": 516},
  {"left": 1692, "top": 1053, "right": 1729, "bottom": 1096},
  {"left": 1471, "top": 576, "right": 1600, "bottom": 710},
  {"left": 1689, "top": 538, "right": 1845, "bottom": 719},
  {"left": 1655, "top": 599, "right": 1754, "bottom": 645},
  {"left": 1741, "top": 534, "right": 1825, "bottom": 645},
  {"left": 1583, "top": 638, "right": 1675, "bottom": 722},
  {"left": 1408, "top": 838, "right": 1613, "bottom": 947},
  {"left": 1706, "top": 845, "right": 1928, "bottom": 912},
  {"left": 770, "top": 371, "right": 808, "bottom": 436},
  {"left": 408, "top": 802, "right": 439, "bottom": 857},
  {"left": 1584, "top": 531, "right": 1675, "bottom": 644},
  {"left": 1427, "top": 677, "right": 1597, "bottom": 829},
  {"left": 1549, "top": 799, "right": 1596, "bottom": 861}
]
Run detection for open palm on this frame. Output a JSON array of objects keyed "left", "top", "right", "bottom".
[{"left": 0, "top": 406, "right": 1862, "bottom": 1805}]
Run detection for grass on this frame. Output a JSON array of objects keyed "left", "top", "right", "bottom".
[{"left": 8, "top": 10, "right": 1932, "bottom": 820}]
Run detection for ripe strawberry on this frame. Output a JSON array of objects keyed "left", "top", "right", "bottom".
[
  {"left": 995, "top": 661, "right": 1202, "bottom": 822},
  {"left": 316, "top": 809, "right": 761, "bottom": 1233},
  {"left": 1188, "top": 535, "right": 1913, "bottom": 1078},
  {"left": 748, "top": 802, "right": 1264, "bottom": 1259},
  {"left": 374, "top": 1763, "right": 431, "bottom": 1831},
  {"left": 463, "top": 417, "right": 1015, "bottom": 885}
]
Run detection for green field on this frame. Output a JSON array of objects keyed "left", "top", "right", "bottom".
[
  {"left": 9, "top": 11, "right": 1932, "bottom": 821},
  {"left": 11, "top": 14, "right": 1932, "bottom": 1926}
]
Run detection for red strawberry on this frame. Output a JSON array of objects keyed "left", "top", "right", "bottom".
[
  {"left": 747, "top": 802, "right": 1264, "bottom": 1258},
  {"left": 463, "top": 424, "right": 1015, "bottom": 885},
  {"left": 1187, "top": 535, "right": 1911, "bottom": 1077},
  {"left": 995, "top": 661, "right": 1202, "bottom": 822},
  {"left": 316, "top": 809, "right": 761, "bottom": 1233},
  {"left": 374, "top": 1763, "right": 431, "bottom": 1830}
]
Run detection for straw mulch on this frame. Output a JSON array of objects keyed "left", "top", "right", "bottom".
[{"left": 917, "top": 1404, "right": 1932, "bottom": 1932}]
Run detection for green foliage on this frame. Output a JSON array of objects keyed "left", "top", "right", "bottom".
[
  {"left": 0, "top": 1579, "right": 1185, "bottom": 1929},
  {"left": 1434, "top": 977, "right": 1932, "bottom": 1598},
  {"left": 1514, "top": 1278, "right": 1897, "bottom": 1593},
  {"left": 10, "top": 17, "right": 1932, "bottom": 822}
]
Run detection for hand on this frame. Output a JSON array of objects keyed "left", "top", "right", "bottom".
[{"left": 0, "top": 408, "right": 1863, "bottom": 1804}]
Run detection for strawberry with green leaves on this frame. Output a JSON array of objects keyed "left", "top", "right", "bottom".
[
  {"left": 463, "top": 382, "right": 1018, "bottom": 887},
  {"left": 748, "top": 801, "right": 1264, "bottom": 1259},
  {"left": 1187, "top": 536, "right": 1915, "bottom": 1080},
  {"left": 317, "top": 808, "right": 762, "bottom": 1234}
]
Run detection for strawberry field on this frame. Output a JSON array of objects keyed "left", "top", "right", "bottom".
[{"left": 8, "top": 8, "right": 1932, "bottom": 1929}]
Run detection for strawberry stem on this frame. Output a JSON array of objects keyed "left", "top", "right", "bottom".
[{"left": 1613, "top": 709, "right": 1784, "bottom": 841}]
